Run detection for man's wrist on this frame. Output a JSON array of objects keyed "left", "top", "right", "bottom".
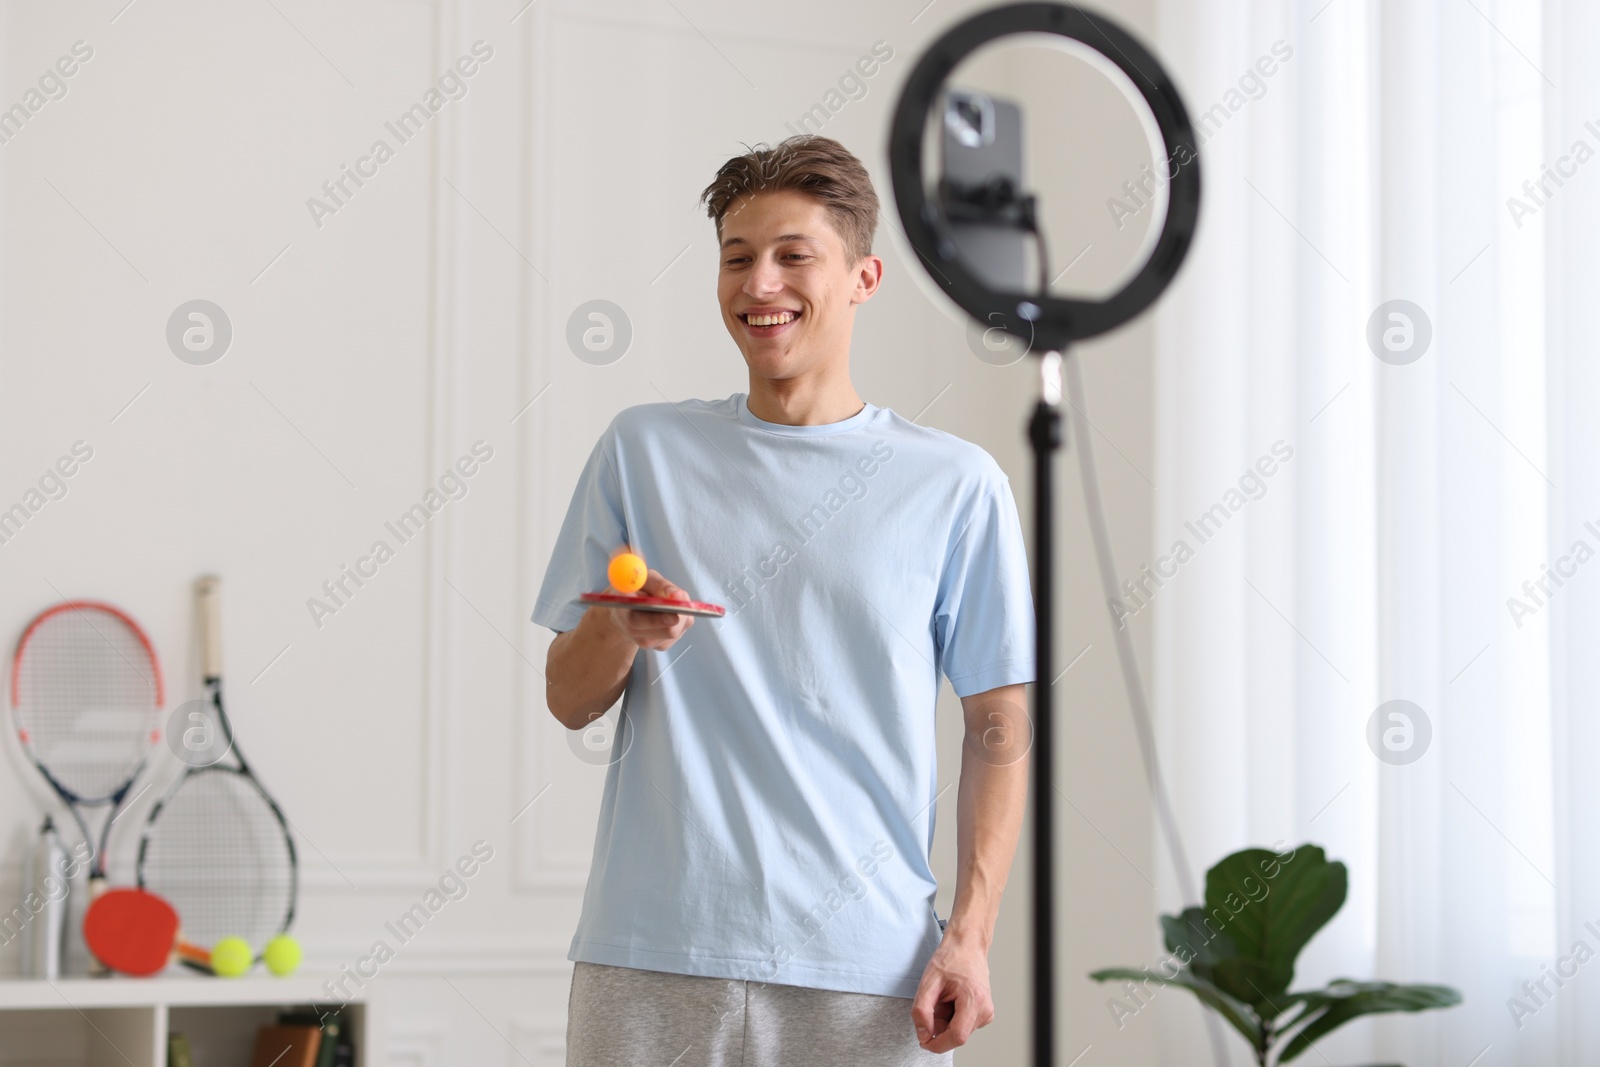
[
  {"left": 941, "top": 913, "right": 994, "bottom": 952},
  {"left": 578, "top": 600, "right": 635, "bottom": 652}
]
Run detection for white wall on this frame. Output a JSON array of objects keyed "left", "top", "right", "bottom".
[{"left": 0, "top": 1, "right": 1163, "bottom": 1062}]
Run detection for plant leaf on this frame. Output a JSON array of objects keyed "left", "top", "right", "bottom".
[
  {"left": 1273, "top": 979, "right": 1463, "bottom": 1063},
  {"left": 1089, "top": 967, "right": 1262, "bottom": 1049},
  {"left": 1199, "top": 844, "right": 1347, "bottom": 1008},
  {"left": 1161, "top": 907, "right": 1241, "bottom": 989}
]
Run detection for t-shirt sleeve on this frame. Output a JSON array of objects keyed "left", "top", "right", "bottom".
[
  {"left": 531, "top": 425, "right": 626, "bottom": 634},
  {"left": 932, "top": 474, "right": 1036, "bottom": 697}
]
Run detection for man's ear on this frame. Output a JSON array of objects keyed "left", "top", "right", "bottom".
[{"left": 853, "top": 255, "right": 884, "bottom": 303}]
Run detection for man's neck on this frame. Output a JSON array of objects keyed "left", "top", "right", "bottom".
[{"left": 746, "top": 374, "right": 864, "bottom": 427}]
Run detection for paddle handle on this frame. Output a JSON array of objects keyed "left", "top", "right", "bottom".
[{"left": 175, "top": 938, "right": 212, "bottom": 969}]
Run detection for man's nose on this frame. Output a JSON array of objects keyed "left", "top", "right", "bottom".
[{"left": 745, "top": 254, "right": 783, "bottom": 294}]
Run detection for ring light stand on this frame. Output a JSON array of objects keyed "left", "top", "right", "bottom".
[{"left": 888, "top": 6, "right": 1203, "bottom": 1064}]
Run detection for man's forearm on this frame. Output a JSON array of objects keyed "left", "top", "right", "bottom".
[
  {"left": 545, "top": 608, "right": 637, "bottom": 729},
  {"left": 944, "top": 688, "right": 1030, "bottom": 950}
]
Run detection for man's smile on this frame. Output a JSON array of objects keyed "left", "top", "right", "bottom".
[{"left": 739, "top": 306, "right": 803, "bottom": 336}]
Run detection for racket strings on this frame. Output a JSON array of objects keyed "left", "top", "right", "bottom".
[
  {"left": 14, "top": 609, "right": 160, "bottom": 799},
  {"left": 140, "top": 770, "right": 294, "bottom": 951}
]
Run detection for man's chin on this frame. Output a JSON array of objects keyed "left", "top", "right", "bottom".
[{"left": 740, "top": 346, "right": 804, "bottom": 378}]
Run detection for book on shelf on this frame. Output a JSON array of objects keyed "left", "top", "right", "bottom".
[
  {"left": 249, "top": 1023, "right": 322, "bottom": 1067},
  {"left": 278, "top": 1008, "right": 349, "bottom": 1067}
]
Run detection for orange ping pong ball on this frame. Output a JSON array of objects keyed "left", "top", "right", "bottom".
[{"left": 608, "top": 552, "right": 648, "bottom": 593}]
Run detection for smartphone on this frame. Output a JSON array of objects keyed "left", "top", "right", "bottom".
[{"left": 939, "top": 87, "right": 1030, "bottom": 292}]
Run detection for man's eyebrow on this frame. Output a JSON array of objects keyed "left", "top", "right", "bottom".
[{"left": 719, "top": 233, "right": 817, "bottom": 250}]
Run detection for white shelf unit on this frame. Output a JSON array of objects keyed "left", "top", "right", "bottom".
[{"left": 0, "top": 975, "right": 372, "bottom": 1066}]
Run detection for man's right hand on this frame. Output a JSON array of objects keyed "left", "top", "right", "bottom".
[
  {"left": 600, "top": 568, "right": 696, "bottom": 651},
  {"left": 547, "top": 569, "right": 697, "bottom": 728}
]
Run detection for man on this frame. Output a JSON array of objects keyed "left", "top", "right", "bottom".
[{"left": 535, "top": 134, "right": 1035, "bottom": 1066}]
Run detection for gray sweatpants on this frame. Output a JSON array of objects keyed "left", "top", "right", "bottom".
[{"left": 564, "top": 961, "right": 956, "bottom": 1067}]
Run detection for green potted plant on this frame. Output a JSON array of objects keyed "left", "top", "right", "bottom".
[{"left": 1090, "top": 843, "right": 1460, "bottom": 1066}]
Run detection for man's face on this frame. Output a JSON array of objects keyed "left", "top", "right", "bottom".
[{"left": 716, "top": 189, "right": 881, "bottom": 383}]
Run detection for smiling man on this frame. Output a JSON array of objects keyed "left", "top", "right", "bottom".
[{"left": 534, "top": 134, "right": 1035, "bottom": 1066}]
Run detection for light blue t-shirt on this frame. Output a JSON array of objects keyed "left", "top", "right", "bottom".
[{"left": 531, "top": 392, "right": 1035, "bottom": 998}]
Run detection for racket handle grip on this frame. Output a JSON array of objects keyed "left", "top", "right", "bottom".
[
  {"left": 197, "top": 575, "right": 222, "bottom": 678},
  {"left": 85, "top": 875, "right": 109, "bottom": 977},
  {"left": 176, "top": 939, "right": 212, "bottom": 971}
]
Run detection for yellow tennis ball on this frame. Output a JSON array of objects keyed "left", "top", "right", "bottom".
[
  {"left": 608, "top": 552, "right": 648, "bottom": 593},
  {"left": 263, "top": 934, "right": 302, "bottom": 977},
  {"left": 211, "top": 937, "right": 253, "bottom": 978}
]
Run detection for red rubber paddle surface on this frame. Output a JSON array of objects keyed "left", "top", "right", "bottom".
[
  {"left": 83, "top": 888, "right": 179, "bottom": 977},
  {"left": 577, "top": 592, "right": 726, "bottom": 618}
]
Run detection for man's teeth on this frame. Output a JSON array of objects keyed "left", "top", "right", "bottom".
[{"left": 746, "top": 312, "right": 796, "bottom": 327}]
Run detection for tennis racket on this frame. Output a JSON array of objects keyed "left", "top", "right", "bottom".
[
  {"left": 8, "top": 601, "right": 165, "bottom": 916},
  {"left": 136, "top": 575, "right": 297, "bottom": 970}
]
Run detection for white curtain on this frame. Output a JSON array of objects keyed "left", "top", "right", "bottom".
[{"left": 1150, "top": 0, "right": 1596, "bottom": 1063}]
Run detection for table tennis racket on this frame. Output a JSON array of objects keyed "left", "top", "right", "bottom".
[
  {"left": 577, "top": 592, "right": 726, "bottom": 618},
  {"left": 83, "top": 886, "right": 211, "bottom": 976}
]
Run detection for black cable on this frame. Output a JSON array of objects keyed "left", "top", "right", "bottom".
[
  {"left": 1021, "top": 193, "right": 1050, "bottom": 298},
  {"left": 1063, "top": 349, "right": 1232, "bottom": 1067}
]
